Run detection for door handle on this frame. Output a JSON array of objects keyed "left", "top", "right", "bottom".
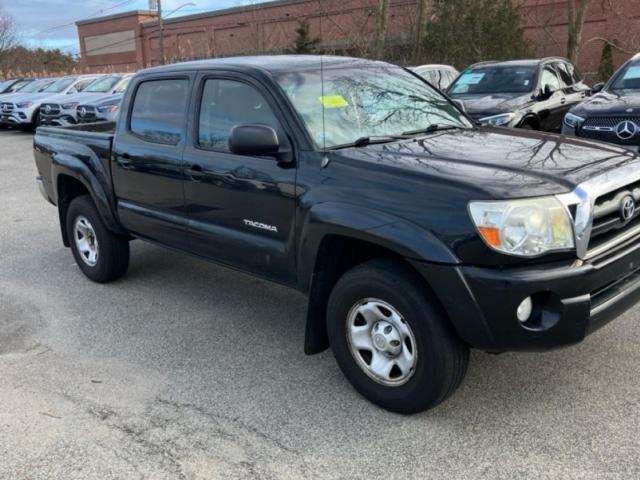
[
  {"left": 186, "top": 164, "right": 205, "bottom": 181},
  {"left": 560, "top": 98, "right": 567, "bottom": 105},
  {"left": 117, "top": 154, "right": 133, "bottom": 169}
]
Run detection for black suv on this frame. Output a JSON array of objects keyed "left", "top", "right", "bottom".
[
  {"left": 448, "top": 58, "right": 590, "bottom": 131},
  {"left": 562, "top": 53, "right": 640, "bottom": 151}
]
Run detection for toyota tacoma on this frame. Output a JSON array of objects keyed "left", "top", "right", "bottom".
[{"left": 33, "top": 56, "right": 640, "bottom": 413}]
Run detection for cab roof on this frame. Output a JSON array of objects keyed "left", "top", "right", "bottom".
[{"left": 140, "top": 55, "right": 391, "bottom": 76}]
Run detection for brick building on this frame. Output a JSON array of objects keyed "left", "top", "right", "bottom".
[{"left": 76, "top": 0, "right": 640, "bottom": 74}]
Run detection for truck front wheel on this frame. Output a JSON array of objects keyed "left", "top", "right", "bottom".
[
  {"left": 66, "top": 195, "right": 129, "bottom": 283},
  {"left": 326, "top": 258, "right": 469, "bottom": 414}
]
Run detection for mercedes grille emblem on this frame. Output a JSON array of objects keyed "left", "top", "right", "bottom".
[
  {"left": 620, "top": 195, "right": 636, "bottom": 223},
  {"left": 79, "top": 107, "right": 87, "bottom": 116},
  {"left": 616, "top": 120, "right": 637, "bottom": 140},
  {"left": 44, "top": 104, "right": 52, "bottom": 114}
]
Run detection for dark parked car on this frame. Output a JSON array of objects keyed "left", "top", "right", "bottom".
[
  {"left": 33, "top": 56, "right": 640, "bottom": 414},
  {"left": 448, "top": 57, "right": 590, "bottom": 131},
  {"left": 562, "top": 53, "right": 640, "bottom": 151}
]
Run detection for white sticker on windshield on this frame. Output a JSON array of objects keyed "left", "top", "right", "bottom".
[
  {"left": 524, "top": 79, "right": 530, "bottom": 86},
  {"left": 458, "top": 73, "right": 486, "bottom": 85},
  {"left": 623, "top": 66, "right": 640, "bottom": 80}
]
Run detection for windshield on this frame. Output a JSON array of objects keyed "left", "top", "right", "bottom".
[
  {"left": 275, "top": 63, "right": 471, "bottom": 149},
  {"left": 45, "top": 77, "right": 76, "bottom": 93},
  {"left": 114, "top": 76, "right": 132, "bottom": 93},
  {"left": 610, "top": 61, "right": 640, "bottom": 92},
  {"left": 9, "top": 79, "right": 33, "bottom": 92},
  {"left": 85, "top": 76, "right": 122, "bottom": 93},
  {"left": 18, "top": 79, "right": 52, "bottom": 93},
  {"left": 449, "top": 66, "right": 537, "bottom": 95}
]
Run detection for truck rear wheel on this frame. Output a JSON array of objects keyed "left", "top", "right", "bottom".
[
  {"left": 326, "top": 258, "right": 469, "bottom": 414},
  {"left": 66, "top": 195, "right": 129, "bottom": 283}
]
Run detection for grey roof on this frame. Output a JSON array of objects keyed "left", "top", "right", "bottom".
[
  {"left": 141, "top": 0, "right": 309, "bottom": 27},
  {"left": 76, "top": 10, "right": 158, "bottom": 26}
]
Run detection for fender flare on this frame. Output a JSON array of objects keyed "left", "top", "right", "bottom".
[
  {"left": 52, "top": 153, "right": 124, "bottom": 245},
  {"left": 298, "top": 202, "right": 460, "bottom": 354}
]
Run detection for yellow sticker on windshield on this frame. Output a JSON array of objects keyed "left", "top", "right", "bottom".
[{"left": 319, "top": 95, "right": 349, "bottom": 108}]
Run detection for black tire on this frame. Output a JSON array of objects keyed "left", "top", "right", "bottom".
[
  {"left": 327, "top": 258, "right": 469, "bottom": 414},
  {"left": 520, "top": 122, "right": 535, "bottom": 130},
  {"left": 66, "top": 195, "right": 129, "bottom": 283}
]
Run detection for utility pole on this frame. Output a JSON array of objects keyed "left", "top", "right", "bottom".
[
  {"left": 157, "top": 0, "right": 165, "bottom": 65},
  {"left": 374, "top": 0, "right": 389, "bottom": 60}
]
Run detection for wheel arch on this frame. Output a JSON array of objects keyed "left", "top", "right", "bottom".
[
  {"left": 298, "top": 203, "right": 459, "bottom": 354},
  {"left": 53, "top": 155, "right": 124, "bottom": 246}
]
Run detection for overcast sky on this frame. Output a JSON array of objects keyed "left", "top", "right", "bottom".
[{"left": 2, "top": 0, "right": 269, "bottom": 55}]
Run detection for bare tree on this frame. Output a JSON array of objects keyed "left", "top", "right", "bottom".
[
  {"left": 0, "top": 5, "right": 17, "bottom": 75},
  {"left": 566, "top": 0, "right": 591, "bottom": 63},
  {"left": 373, "top": 0, "right": 389, "bottom": 59},
  {"left": 412, "top": 0, "right": 428, "bottom": 64}
]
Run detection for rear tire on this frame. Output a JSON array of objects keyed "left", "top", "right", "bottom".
[
  {"left": 66, "top": 195, "right": 129, "bottom": 283},
  {"left": 327, "top": 258, "right": 469, "bottom": 414}
]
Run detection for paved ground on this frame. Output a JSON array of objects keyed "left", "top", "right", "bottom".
[{"left": 1, "top": 128, "right": 640, "bottom": 479}]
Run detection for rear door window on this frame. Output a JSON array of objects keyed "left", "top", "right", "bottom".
[{"left": 130, "top": 79, "right": 190, "bottom": 145}]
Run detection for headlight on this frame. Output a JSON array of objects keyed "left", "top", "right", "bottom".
[
  {"left": 479, "top": 112, "right": 516, "bottom": 127},
  {"left": 564, "top": 112, "right": 585, "bottom": 129},
  {"left": 62, "top": 102, "right": 78, "bottom": 110},
  {"left": 16, "top": 101, "right": 33, "bottom": 108},
  {"left": 97, "top": 104, "right": 119, "bottom": 113},
  {"left": 468, "top": 197, "right": 574, "bottom": 257}
]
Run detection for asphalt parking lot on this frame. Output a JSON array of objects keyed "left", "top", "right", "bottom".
[{"left": 1, "top": 128, "right": 640, "bottom": 480}]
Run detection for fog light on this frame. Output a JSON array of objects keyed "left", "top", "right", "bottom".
[{"left": 516, "top": 297, "right": 533, "bottom": 323}]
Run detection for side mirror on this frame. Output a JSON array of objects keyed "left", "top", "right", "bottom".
[
  {"left": 592, "top": 82, "right": 605, "bottom": 94},
  {"left": 229, "top": 124, "right": 283, "bottom": 159},
  {"left": 537, "top": 85, "right": 554, "bottom": 101},
  {"left": 452, "top": 99, "right": 466, "bottom": 113}
]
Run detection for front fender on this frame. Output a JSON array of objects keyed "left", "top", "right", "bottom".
[{"left": 297, "top": 202, "right": 459, "bottom": 292}]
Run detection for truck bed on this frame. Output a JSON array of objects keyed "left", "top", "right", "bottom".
[{"left": 33, "top": 122, "right": 116, "bottom": 206}]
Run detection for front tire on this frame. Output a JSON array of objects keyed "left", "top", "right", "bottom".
[
  {"left": 66, "top": 195, "right": 129, "bottom": 283},
  {"left": 327, "top": 259, "right": 469, "bottom": 414}
]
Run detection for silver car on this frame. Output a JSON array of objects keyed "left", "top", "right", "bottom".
[
  {"left": 0, "top": 75, "right": 104, "bottom": 129},
  {"left": 40, "top": 74, "right": 133, "bottom": 126},
  {"left": 411, "top": 64, "right": 459, "bottom": 91}
]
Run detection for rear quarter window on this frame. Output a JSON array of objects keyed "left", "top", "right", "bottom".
[{"left": 130, "top": 79, "right": 189, "bottom": 145}]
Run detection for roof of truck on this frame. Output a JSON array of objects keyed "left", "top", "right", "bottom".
[{"left": 140, "top": 55, "right": 389, "bottom": 76}]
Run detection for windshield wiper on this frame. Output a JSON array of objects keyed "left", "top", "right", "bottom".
[
  {"left": 402, "top": 124, "right": 461, "bottom": 136},
  {"left": 327, "top": 135, "right": 409, "bottom": 150}
]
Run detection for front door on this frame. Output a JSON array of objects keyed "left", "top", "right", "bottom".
[
  {"left": 111, "top": 75, "right": 192, "bottom": 249},
  {"left": 181, "top": 74, "right": 297, "bottom": 283},
  {"left": 538, "top": 66, "right": 565, "bottom": 132}
]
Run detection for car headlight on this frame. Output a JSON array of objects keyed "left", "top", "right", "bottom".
[
  {"left": 468, "top": 197, "right": 574, "bottom": 257},
  {"left": 62, "top": 102, "right": 78, "bottom": 110},
  {"left": 16, "top": 101, "right": 33, "bottom": 108},
  {"left": 479, "top": 112, "right": 516, "bottom": 127},
  {"left": 564, "top": 112, "right": 585, "bottom": 129},
  {"left": 97, "top": 103, "right": 119, "bottom": 113}
]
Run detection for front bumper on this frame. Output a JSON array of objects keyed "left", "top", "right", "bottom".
[{"left": 412, "top": 238, "right": 640, "bottom": 352}]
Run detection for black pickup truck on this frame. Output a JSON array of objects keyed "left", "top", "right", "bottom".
[{"left": 33, "top": 56, "right": 640, "bottom": 413}]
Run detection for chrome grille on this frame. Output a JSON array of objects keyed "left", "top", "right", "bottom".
[
  {"left": 580, "top": 116, "right": 640, "bottom": 145},
  {"left": 587, "top": 180, "right": 640, "bottom": 257},
  {"left": 76, "top": 105, "right": 96, "bottom": 122},
  {"left": 41, "top": 103, "right": 61, "bottom": 116},
  {"left": 1, "top": 102, "right": 14, "bottom": 113}
]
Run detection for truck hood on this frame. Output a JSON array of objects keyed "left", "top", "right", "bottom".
[
  {"left": 451, "top": 93, "right": 533, "bottom": 118},
  {"left": 571, "top": 90, "right": 640, "bottom": 116},
  {"left": 336, "top": 127, "right": 640, "bottom": 198}
]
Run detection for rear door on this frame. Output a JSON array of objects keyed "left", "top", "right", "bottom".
[
  {"left": 181, "top": 72, "right": 297, "bottom": 283},
  {"left": 111, "top": 73, "right": 193, "bottom": 249}
]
